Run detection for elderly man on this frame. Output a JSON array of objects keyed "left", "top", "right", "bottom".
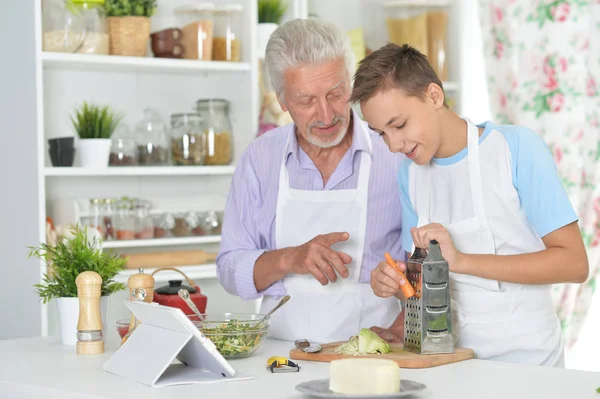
[{"left": 216, "top": 19, "right": 405, "bottom": 344}]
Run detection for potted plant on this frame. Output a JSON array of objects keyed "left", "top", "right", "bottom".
[
  {"left": 71, "top": 101, "right": 123, "bottom": 167},
  {"left": 29, "top": 225, "right": 126, "bottom": 345},
  {"left": 257, "top": 0, "right": 287, "bottom": 58},
  {"left": 104, "top": 0, "right": 157, "bottom": 57}
]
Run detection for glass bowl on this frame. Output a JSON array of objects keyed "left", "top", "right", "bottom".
[
  {"left": 116, "top": 319, "right": 130, "bottom": 339},
  {"left": 188, "top": 313, "right": 269, "bottom": 359}
]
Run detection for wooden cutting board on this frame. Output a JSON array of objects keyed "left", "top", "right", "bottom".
[{"left": 290, "top": 342, "right": 474, "bottom": 369}]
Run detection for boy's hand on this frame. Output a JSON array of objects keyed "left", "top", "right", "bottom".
[
  {"left": 411, "top": 223, "right": 463, "bottom": 272},
  {"left": 370, "top": 259, "right": 407, "bottom": 298}
]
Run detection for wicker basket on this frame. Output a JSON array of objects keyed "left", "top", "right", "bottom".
[{"left": 108, "top": 16, "right": 150, "bottom": 57}]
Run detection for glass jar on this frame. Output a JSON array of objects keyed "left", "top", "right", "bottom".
[
  {"left": 43, "top": 0, "right": 109, "bottom": 54},
  {"left": 172, "top": 213, "right": 191, "bottom": 237},
  {"left": 42, "top": 0, "right": 85, "bottom": 53},
  {"left": 204, "top": 210, "right": 221, "bottom": 235},
  {"left": 212, "top": 4, "right": 242, "bottom": 62},
  {"left": 88, "top": 198, "right": 103, "bottom": 236},
  {"left": 154, "top": 212, "right": 175, "bottom": 238},
  {"left": 186, "top": 212, "right": 206, "bottom": 236},
  {"left": 426, "top": 5, "right": 449, "bottom": 81},
  {"left": 109, "top": 124, "right": 138, "bottom": 166},
  {"left": 101, "top": 198, "right": 117, "bottom": 241},
  {"left": 135, "top": 107, "right": 169, "bottom": 166},
  {"left": 170, "top": 113, "right": 207, "bottom": 166},
  {"left": 174, "top": 4, "right": 215, "bottom": 60},
  {"left": 133, "top": 200, "right": 154, "bottom": 239},
  {"left": 383, "top": 3, "right": 429, "bottom": 57},
  {"left": 115, "top": 199, "right": 135, "bottom": 240},
  {"left": 195, "top": 99, "right": 233, "bottom": 165}
]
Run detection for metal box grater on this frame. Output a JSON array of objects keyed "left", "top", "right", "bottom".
[{"left": 404, "top": 240, "right": 455, "bottom": 355}]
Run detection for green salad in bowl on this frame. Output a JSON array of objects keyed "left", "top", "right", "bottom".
[{"left": 188, "top": 313, "right": 269, "bottom": 359}]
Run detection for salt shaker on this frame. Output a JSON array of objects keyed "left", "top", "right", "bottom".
[{"left": 75, "top": 271, "right": 104, "bottom": 355}]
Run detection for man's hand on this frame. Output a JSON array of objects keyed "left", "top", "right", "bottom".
[
  {"left": 284, "top": 232, "right": 353, "bottom": 285},
  {"left": 410, "top": 223, "right": 462, "bottom": 272},
  {"left": 370, "top": 258, "right": 407, "bottom": 298}
]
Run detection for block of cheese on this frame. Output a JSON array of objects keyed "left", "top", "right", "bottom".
[{"left": 329, "top": 358, "right": 400, "bottom": 395}]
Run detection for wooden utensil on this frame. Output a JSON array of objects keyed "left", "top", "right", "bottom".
[
  {"left": 122, "top": 269, "right": 155, "bottom": 345},
  {"left": 289, "top": 341, "right": 474, "bottom": 369},
  {"left": 122, "top": 250, "right": 218, "bottom": 269}
]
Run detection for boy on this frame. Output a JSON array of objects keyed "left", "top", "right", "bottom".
[{"left": 350, "top": 43, "right": 589, "bottom": 367}]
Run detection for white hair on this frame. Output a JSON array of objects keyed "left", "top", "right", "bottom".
[{"left": 265, "top": 19, "right": 356, "bottom": 101}]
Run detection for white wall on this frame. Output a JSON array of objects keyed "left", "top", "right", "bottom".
[{"left": 0, "top": 0, "right": 42, "bottom": 339}]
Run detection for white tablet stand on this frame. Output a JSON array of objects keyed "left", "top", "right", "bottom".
[{"left": 103, "top": 300, "right": 254, "bottom": 387}]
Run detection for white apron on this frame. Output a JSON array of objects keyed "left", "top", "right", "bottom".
[
  {"left": 260, "top": 120, "right": 400, "bottom": 344},
  {"left": 410, "top": 119, "right": 564, "bottom": 367}
]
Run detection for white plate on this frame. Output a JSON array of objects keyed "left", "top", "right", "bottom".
[{"left": 295, "top": 378, "right": 427, "bottom": 398}]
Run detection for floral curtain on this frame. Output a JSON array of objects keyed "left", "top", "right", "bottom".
[{"left": 478, "top": 0, "right": 600, "bottom": 349}]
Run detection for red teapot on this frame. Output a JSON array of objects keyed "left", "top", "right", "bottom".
[{"left": 151, "top": 268, "right": 208, "bottom": 315}]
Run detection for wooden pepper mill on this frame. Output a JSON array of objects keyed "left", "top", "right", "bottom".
[
  {"left": 121, "top": 269, "right": 155, "bottom": 345},
  {"left": 75, "top": 271, "right": 104, "bottom": 355}
]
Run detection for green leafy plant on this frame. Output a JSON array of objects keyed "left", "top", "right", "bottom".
[
  {"left": 70, "top": 101, "right": 123, "bottom": 139},
  {"left": 104, "top": 0, "right": 157, "bottom": 17},
  {"left": 258, "top": 0, "right": 288, "bottom": 24},
  {"left": 29, "top": 225, "right": 126, "bottom": 303}
]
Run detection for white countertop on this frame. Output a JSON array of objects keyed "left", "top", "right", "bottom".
[{"left": 0, "top": 336, "right": 598, "bottom": 399}]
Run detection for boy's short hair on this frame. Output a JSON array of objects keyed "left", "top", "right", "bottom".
[{"left": 350, "top": 43, "right": 445, "bottom": 104}]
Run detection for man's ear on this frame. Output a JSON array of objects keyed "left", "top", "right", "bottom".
[
  {"left": 277, "top": 94, "right": 288, "bottom": 112},
  {"left": 427, "top": 83, "right": 445, "bottom": 110}
]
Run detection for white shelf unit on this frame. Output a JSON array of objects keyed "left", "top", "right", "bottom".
[
  {"left": 44, "top": 165, "right": 236, "bottom": 177},
  {"left": 34, "top": 0, "right": 259, "bottom": 337},
  {"left": 102, "top": 235, "right": 221, "bottom": 249}
]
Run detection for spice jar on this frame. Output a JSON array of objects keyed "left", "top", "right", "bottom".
[
  {"left": 186, "top": 212, "right": 206, "bottom": 236},
  {"left": 101, "top": 198, "right": 117, "bottom": 240},
  {"left": 172, "top": 213, "right": 191, "bottom": 237},
  {"left": 43, "top": 0, "right": 109, "bottom": 54},
  {"left": 135, "top": 107, "right": 169, "bottom": 166},
  {"left": 212, "top": 4, "right": 243, "bottom": 62},
  {"left": 109, "top": 124, "right": 138, "bottom": 166},
  {"left": 115, "top": 199, "right": 135, "bottom": 240},
  {"left": 195, "top": 99, "right": 233, "bottom": 165},
  {"left": 204, "top": 210, "right": 221, "bottom": 235},
  {"left": 174, "top": 3, "right": 215, "bottom": 60},
  {"left": 383, "top": 2, "right": 429, "bottom": 57},
  {"left": 170, "top": 113, "right": 207, "bottom": 166},
  {"left": 154, "top": 212, "right": 175, "bottom": 238},
  {"left": 88, "top": 198, "right": 103, "bottom": 236},
  {"left": 426, "top": 4, "right": 450, "bottom": 81},
  {"left": 133, "top": 200, "right": 154, "bottom": 239}
]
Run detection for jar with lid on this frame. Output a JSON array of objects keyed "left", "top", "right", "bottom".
[
  {"left": 170, "top": 113, "right": 207, "bottom": 166},
  {"left": 114, "top": 199, "right": 135, "bottom": 240},
  {"left": 101, "top": 198, "right": 117, "bottom": 240},
  {"left": 172, "top": 213, "right": 191, "bottom": 237},
  {"left": 154, "top": 212, "right": 175, "bottom": 238},
  {"left": 204, "top": 210, "right": 222, "bottom": 235},
  {"left": 174, "top": 3, "right": 215, "bottom": 60},
  {"left": 425, "top": 3, "right": 450, "bottom": 81},
  {"left": 186, "top": 212, "right": 207, "bottom": 236},
  {"left": 43, "top": 0, "right": 109, "bottom": 54},
  {"left": 383, "top": 2, "right": 429, "bottom": 57},
  {"left": 133, "top": 200, "right": 154, "bottom": 239},
  {"left": 212, "top": 4, "right": 243, "bottom": 62},
  {"left": 88, "top": 198, "right": 103, "bottom": 236},
  {"left": 109, "top": 124, "right": 138, "bottom": 166},
  {"left": 135, "top": 107, "right": 169, "bottom": 166},
  {"left": 195, "top": 99, "right": 233, "bottom": 165}
]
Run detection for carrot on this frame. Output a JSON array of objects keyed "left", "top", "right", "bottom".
[{"left": 384, "top": 252, "right": 415, "bottom": 299}]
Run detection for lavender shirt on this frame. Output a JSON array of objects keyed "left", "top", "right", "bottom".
[{"left": 216, "top": 115, "right": 404, "bottom": 300}]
